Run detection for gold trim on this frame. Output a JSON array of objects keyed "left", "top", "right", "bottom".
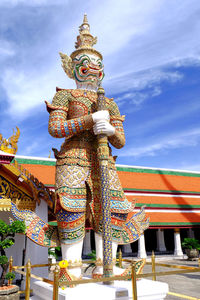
[
  {"left": 70, "top": 48, "right": 102, "bottom": 60},
  {"left": 0, "top": 127, "right": 20, "bottom": 154},
  {"left": 67, "top": 259, "right": 83, "bottom": 269},
  {"left": 0, "top": 175, "right": 35, "bottom": 211},
  {"left": 0, "top": 197, "right": 11, "bottom": 211}
]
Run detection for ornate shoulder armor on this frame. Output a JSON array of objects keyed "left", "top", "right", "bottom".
[
  {"left": 46, "top": 89, "right": 72, "bottom": 113},
  {"left": 108, "top": 100, "right": 125, "bottom": 122}
]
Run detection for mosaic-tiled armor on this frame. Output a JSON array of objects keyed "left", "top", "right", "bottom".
[{"left": 46, "top": 88, "right": 148, "bottom": 246}]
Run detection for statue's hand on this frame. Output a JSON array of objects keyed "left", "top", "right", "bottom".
[
  {"left": 93, "top": 120, "right": 115, "bottom": 137},
  {"left": 92, "top": 110, "right": 110, "bottom": 123}
]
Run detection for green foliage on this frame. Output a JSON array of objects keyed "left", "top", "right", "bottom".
[
  {"left": 84, "top": 250, "right": 96, "bottom": 273},
  {"left": 0, "top": 219, "right": 26, "bottom": 235},
  {"left": 87, "top": 250, "right": 96, "bottom": 261},
  {"left": 0, "top": 219, "right": 26, "bottom": 286},
  {"left": 182, "top": 238, "right": 200, "bottom": 250},
  {"left": 5, "top": 272, "right": 15, "bottom": 281},
  {"left": 48, "top": 246, "right": 61, "bottom": 259},
  {"left": 0, "top": 255, "right": 8, "bottom": 265},
  {"left": 0, "top": 239, "right": 14, "bottom": 249},
  {"left": 0, "top": 220, "right": 9, "bottom": 235},
  {"left": 9, "top": 220, "right": 26, "bottom": 234}
]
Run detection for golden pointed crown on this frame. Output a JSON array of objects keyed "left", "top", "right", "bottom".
[
  {"left": 70, "top": 14, "right": 103, "bottom": 60},
  {"left": 59, "top": 14, "right": 103, "bottom": 79}
]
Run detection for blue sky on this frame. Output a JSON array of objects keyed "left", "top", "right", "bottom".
[{"left": 0, "top": 0, "right": 200, "bottom": 171}]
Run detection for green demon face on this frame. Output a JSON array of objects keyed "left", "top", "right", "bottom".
[{"left": 73, "top": 53, "right": 104, "bottom": 88}]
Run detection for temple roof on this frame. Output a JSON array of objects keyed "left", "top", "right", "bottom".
[
  {"left": 0, "top": 150, "right": 15, "bottom": 164},
  {"left": 15, "top": 155, "right": 200, "bottom": 193},
  {"left": 13, "top": 155, "right": 200, "bottom": 227}
]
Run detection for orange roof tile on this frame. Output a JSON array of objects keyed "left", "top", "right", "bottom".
[
  {"left": 118, "top": 171, "right": 200, "bottom": 193},
  {"left": 145, "top": 210, "right": 200, "bottom": 225},
  {"left": 16, "top": 157, "right": 200, "bottom": 194},
  {"left": 20, "top": 164, "right": 55, "bottom": 186},
  {"left": 126, "top": 195, "right": 200, "bottom": 208}
]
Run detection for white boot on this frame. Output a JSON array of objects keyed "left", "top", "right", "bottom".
[
  {"left": 61, "top": 239, "right": 83, "bottom": 278},
  {"left": 94, "top": 233, "right": 145, "bottom": 277}
]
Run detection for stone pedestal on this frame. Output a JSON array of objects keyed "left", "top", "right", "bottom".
[
  {"left": 174, "top": 229, "right": 183, "bottom": 256},
  {"left": 156, "top": 229, "right": 166, "bottom": 252},
  {"left": 0, "top": 285, "right": 19, "bottom": 300},
  {"left": 137, "top": 233, "right": 147, "bottom": 258},
  {"left": 31, "top": 278, "right": 168, "bottom": 300}
]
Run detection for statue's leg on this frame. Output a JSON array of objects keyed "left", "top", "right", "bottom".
[
  {"left": 94, "top": 233, "right": 124, "bottom": 275},
  {"left": 61, "top": 240, "right": 83, "bottom": 278},
  {"left": 55, "top": 164, "right": 90, "bottom": 281},
  {"left": 56, "top": 209, "right": 85, "bottom": 281}
]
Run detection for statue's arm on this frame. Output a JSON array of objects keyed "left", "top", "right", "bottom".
[
  {"left": 46, "top": 90, "right": 93, "bottom": 139},
  {"left": 108, "top": 101, "right": 125, "bottom": 149}
]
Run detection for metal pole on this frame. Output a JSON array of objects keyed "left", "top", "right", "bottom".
[
  {"left": 53, "top": 265, "right": 59, "bottom": 300},
  {"left": 8, "top": 256, "right": 13, "bottom": 285},
  {"left": 25, "top": 259, "right": 31, "bottom": 300},
  {"left": 131, "top": 262, "right": 137, "bottom": 300},
  {"left": 151, "top": 251, "right": 156, "bottom": 281},
  {"left": 97, "top": 87, "right": 113, "bottom": 283},
  {"left": 119, "top": 249, "right": 122, "bottom": 268}
]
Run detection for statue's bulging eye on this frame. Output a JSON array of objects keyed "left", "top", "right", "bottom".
[
  {"left": 83, "top": 60, "right": 89, "bottom": 66},
  {"left": 97, "top": 59, "right": 102, "bottom": 68}
]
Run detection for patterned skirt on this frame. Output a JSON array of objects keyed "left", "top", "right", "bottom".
[{"left": 54, "top": 150, "right": 148, "bottom": 245}]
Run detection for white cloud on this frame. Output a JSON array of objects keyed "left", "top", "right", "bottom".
[
  {"left": 0, "top": 40, "right": 15, "bottom": 57},
  {"left": 107, "top": 67, "right": 183, "bottom": 90},
  {"left": 1, "top": 65, "right": 74, "bottom": 118},
  {"left": 0, "top": 0, "right": 65, "bottom": 7},
  {"left": 132, "top": 100, "right": 200, "bottom": 137},
  {"left": 121, "top": 128, "right": 200, "bottom": 158},
  {"left": 0, "top": 0, "right": 200, "bottom": 119},
  {"left": 22, "top": 141, "right": 39, "bottom": 156},
  {"left": 111, "top": 68, "right": 182, "bottom": 107},
  {"left": 176, "top": 163, "right": 200, "bottom": 172}
]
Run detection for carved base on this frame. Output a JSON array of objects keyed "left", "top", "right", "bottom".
[{"left": 0, "top": 285, "right": 19, "bottom": 300}]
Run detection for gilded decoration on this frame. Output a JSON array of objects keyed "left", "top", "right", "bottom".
[
  {"left": 0, "top": 127, "right": 20, "bottom": 154},
  {"left": 0, "top": 126, "right": 54, "bottom": 212},
  {"left": 0, "top": 196, "right": 11, "bottom": 211},
  {"left": 0, "top": 175, "right": 35, "bottom": 211},
  {"left": 12, "top": 159, "right": 55, "bottom": 210}
]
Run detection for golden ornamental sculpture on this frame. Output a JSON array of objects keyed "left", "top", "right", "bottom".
[{"left": 0, "top": 127, "right": 20, "bottom": 154}]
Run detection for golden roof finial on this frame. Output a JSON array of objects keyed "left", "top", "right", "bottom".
[{"left": 0, "top": 127, "right": 20, "bottom": 154}]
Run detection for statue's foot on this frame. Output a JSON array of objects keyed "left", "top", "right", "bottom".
[
  {"left": 92, "top": 259, "right": 146, "bottom": 280},
  {"left": 59, "top": 268, "right": 82, "bottom": 288},
  {"left": 92, "top": 265, "right": 131, "bottom": 279}
]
